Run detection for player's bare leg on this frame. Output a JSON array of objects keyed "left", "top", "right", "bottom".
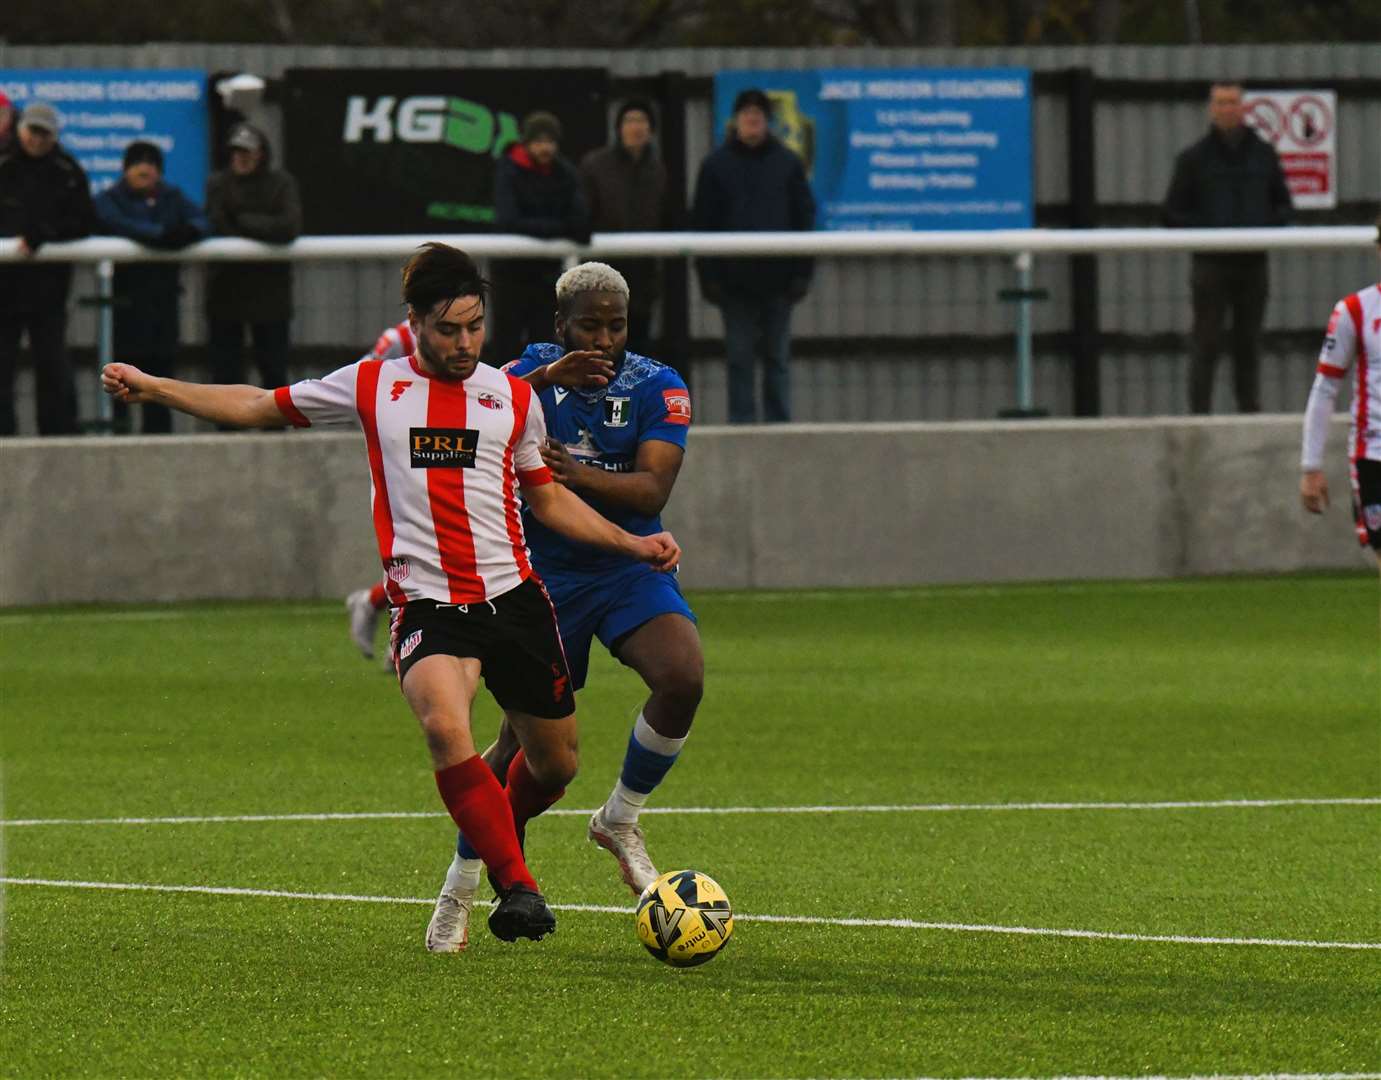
[
  {"left": 403, "top": 655, "right": 554, "bottom": 949},
  {"left": 589, "top": 613, "right": 704, "bottom": 894}
]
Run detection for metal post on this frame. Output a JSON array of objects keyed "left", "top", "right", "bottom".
[
  {"left": 96, "top": 258, "right": 115, "bottom": 425},
  {"left": 1014, "top": 251, "right": 1034, "bottom": 413}
]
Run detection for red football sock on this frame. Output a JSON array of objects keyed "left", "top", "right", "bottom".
[
  {"left": 434, "top": 756, "right": 536, "bottom": 892},
  {"left": 368, "top": 581, "right": 388, "bottom": 609},
  {"left": 505, "top": 748, "right": 566, "bottom": 831}
]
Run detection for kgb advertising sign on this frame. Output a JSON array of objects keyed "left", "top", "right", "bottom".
[{"left": 283, "top": 68, "right": 608, "bottom": 234}]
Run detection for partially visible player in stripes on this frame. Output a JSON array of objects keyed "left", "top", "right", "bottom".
[
  {"left": 101, "top": 243, "right": 681, "bottom": 951},
  {"left": 363, "top": 319, "right": 415, "bottom": 363},
  {"left": 1300, "top": 218, "right": 1381, "bottom": 571}
]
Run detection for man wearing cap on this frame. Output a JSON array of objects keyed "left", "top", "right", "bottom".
[
  {"left": 94, "top": 141, "right": 211, "bottom": 434},
  {"left": 204, "top": 122, "right": 302, "bottom": 403},
  {"left": 490, "top": 110, "right": 591, "bottom": 365},
  {"left": 692, "top": 88, "right": 815, "bottom": 424},
  {"left": 578, "top": 99, "right": 674, "bottom": 351},
  {"left": 0, "top": 101, "right": 93, "bottom": 436}
]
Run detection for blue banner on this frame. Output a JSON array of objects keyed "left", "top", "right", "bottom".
[
  {"left": 0, "top": 69, "right": 209, "bottom": 201},
  {"left": 713, "top": 68, "right": 1033, "bottom": 231}
]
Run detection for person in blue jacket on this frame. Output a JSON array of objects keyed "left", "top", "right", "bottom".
[
  {"left": 94, "top": 141, "right": 209, "bottom": 433},
  {"left": 692, "top": 88, "right": 815, "bottom": 424}
]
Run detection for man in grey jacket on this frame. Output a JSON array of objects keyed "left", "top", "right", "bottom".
[
  {"left": 205, "top": 123, "right": 302, "bottom": 398},
  {"left": 578, "top": 99, "right": 672, "bottom": 351}
]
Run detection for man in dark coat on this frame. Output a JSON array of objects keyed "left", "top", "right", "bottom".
[
  {"left": 578, "top": 99, "right": 672, "bottom": 351},
  {"left": 490, "top": 111, "right": 590, "bottom": 365},
  {"left": 205, "top": 123, "right": 302, "bottom": 396},
  {"left": 94, "top": 141, "right": 210, "bottom": 434},
  {"left": 692, "top": 89, "right": 815, "bottom": 424},
  {"left": 1163, "top": 81, "right": 1293, "bottom": 414},
  {"left": 0, "top": 102, "right": 93, "bottom": 435}
]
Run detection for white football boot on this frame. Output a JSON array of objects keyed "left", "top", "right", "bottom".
[
  {"left": 588, "top": 806, "right": 659, "bottom": 895},
  {"left": 425, "top": 854, "right": 482, "bottom": 953},
  {"left": 345, "top": 589, "right": 380, "bottom": 660}
]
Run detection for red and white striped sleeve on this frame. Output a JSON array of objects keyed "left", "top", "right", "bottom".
[
  {"left": 513, "top": 382, "right": 552, "bottom": 488},
  {"left": 274, "top": 361, "right": 363, "bottom": 429},
  {"left": 1301, "top": 298, "right": 1357, "bottom": 470}
]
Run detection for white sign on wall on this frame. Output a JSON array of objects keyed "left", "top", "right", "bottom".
[{"left": 1243, "top": 89, "right": 1336, "bottom": 210}]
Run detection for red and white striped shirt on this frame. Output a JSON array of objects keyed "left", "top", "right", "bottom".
[
  {"left": 1301, "top": 283, "right": 1381, "bottom": 469},
  {"left": 361, "top": 321, "right": 416, "bottom": 363},
  {"left": 275, "top": 357, "right": 553, "bottom": 605}
]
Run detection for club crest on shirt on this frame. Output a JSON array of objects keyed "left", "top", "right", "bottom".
[
  {"left": 398, "top": 629, "right": 423, "bottom": 660},
  {"left": 410, "top": 427, "right": 479, "bottom": 468},
  {"left": 478, "top": 391, "right": 504, "bottom": 410},
  {"left": 604, "top": 396, "right": 630, "bottom": 427},
  {"left": 386, "top": 557, "right": 410, "bottom": 584},
  {"left": 1364, "top": 504, "right": 1381, "bottom": 532}
]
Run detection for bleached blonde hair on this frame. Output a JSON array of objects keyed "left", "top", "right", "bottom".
[{"left": 555, "top": 261, "right": 629, "bottom": 315}]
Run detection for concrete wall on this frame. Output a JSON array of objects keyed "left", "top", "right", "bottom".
[{"left": 0, "top": 415, "right": 1366, "bottom": 608}]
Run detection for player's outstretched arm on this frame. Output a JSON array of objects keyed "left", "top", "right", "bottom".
[
  {"left": 102, "top": 363, "right": 291, "bottom": 429},
  {"left": 522, "top": 479, "right": 680, "bottom": 571}
]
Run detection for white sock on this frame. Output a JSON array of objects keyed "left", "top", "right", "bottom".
[{"left": 444, "top": 852, "right": 483, "bottom": 894}]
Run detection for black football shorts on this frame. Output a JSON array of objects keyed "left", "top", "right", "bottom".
[
  {"left": 390, "top": 576, "right": 575, "bottom": 718},
  {"left": 1351, "top": 458, "right": 1381, "bottom": 551}
]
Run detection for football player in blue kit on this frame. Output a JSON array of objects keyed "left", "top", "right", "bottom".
[{"left": 424, "top": 262, "right": 704, "bottom": 952}]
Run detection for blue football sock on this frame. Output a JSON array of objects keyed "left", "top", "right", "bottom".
[{"left": 604, "top": 713, "right": 687, "bottom": 823}]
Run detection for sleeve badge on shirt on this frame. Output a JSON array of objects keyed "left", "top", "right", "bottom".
[
  {"left": 662, "top": 388, "right": 691, "bottom": 425},
  {"left": 604, "top": 396, "right": 631, "bottom": 427}
]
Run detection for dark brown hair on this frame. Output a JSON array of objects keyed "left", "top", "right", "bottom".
[{"left": 401, "top": 243, "right": 488, "bottom": 318}]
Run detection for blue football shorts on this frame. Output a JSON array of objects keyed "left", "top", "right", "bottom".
[{"left": 540, "top": 561, "right": 696, "bottom": 690}]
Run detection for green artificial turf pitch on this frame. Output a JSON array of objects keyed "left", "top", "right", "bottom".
[{"left": 1, "top": 574, "right": 1378, "bottom": 1078}]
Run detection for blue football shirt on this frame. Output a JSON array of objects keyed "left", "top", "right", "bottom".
[{"left": 503, "top": 343, "right": 691, "bottom": 576}]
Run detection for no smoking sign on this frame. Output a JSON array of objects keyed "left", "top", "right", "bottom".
[{"left": 1245, "top": 89, "right": 1337, "bottom": 209}]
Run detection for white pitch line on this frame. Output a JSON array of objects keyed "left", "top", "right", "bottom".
[
  {"left": 2, "top": 796, "right": 1377, "bottom": 828},
  {"left": 888, "top": 1075, "right": 1381, "bottom": 1080},
  {"left": 2, "top": 877, "right": 1378, "bottom": 952}
]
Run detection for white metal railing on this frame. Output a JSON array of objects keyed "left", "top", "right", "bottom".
[
  {"left": 0, "top": 226, "right": 1373, "bottom": 262},
  {"left": 1, "top": 226, "right": 1373, "bottom": 420}
]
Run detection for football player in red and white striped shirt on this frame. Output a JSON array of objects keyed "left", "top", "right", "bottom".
[
  {"left": 1300, "top": 220, "right": 1381, "bottom": 570},
  {"left": 102, "top": 243, "right": 681, "bottom": 949}
]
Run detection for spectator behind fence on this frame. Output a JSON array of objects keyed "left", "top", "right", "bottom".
[
  {"left": 578, "top": 98, "right": 672, "bottom": 351},
  {"left": 490, "top": 111, "right": 591, "bottom": 365},
  {"left": 0, "top": 92, "right": 15, "bottom": 155},
  {"left": 205, "top": 123, "right": 302, "bottom": 402},
  {"left": 692, "top": 89, "right": 814, "bottom": 424},
  {"left": 0, "top": 101, "right": 93, "bottom": 436},
  {"left": 1163, "top": 81, "right": 1293, "bottom": 415},
  {"left": 94, "top": 141, "right": 210, "bottom": 434}
]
